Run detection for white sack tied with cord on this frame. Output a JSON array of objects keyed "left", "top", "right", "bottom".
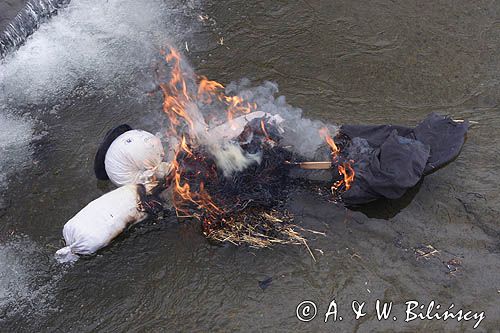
[
  {"left": 104, "top": 129, "right": 167, "bottom": 186},
  {"left": 55, "top": 184, "right": 149, "bottom": 263}
]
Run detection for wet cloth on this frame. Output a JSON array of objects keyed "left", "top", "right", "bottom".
[{"left": 340, "top": 113, "right": 469, "bottom": 205}]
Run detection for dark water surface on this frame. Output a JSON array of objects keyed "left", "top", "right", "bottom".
[{"left": 1, "top": 0, "right": 499, "bottom": 332}]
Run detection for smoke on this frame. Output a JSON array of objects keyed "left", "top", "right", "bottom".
[
  {"left": 209, "top": 143, "right": 262, "bottom": 177},
  {"left": 159, "top": 51, "right": 338, "bottom": 177},
  {"left": 225, "top": 79, "right": 339, "bottom": 159}
]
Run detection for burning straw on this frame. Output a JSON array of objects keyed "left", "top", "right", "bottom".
[{"left": 156, "top": 46, "right": 354, "bottom": 249}]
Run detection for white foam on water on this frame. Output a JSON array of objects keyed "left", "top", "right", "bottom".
[
  {"left": 0, "top": 0, "right": 70, "bottom": 57},
  {"left": 0, "top": 113, "right": 33, "bottom": 192},
  {"left": 0, "top": 0, "right": 200, "bottom": 104},
  {"left": 0, "top": 236, "right": 62, "bottom": 322}
]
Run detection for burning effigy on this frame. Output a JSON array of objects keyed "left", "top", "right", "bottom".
[{"left": 55, "top": 47, "right": 468, "bottom": 263}]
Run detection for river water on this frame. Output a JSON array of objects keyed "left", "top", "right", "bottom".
[{"left": 0, "top": 0, "right": 499, "bottom": 332}]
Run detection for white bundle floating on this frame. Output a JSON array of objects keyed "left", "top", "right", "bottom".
[{"left": 55, "top": 184, "right": 150, "bottom": 263}]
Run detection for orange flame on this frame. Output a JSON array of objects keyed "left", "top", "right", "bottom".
[
  {"left": 180, "top": 135, "right": 193, "bottom": 156},
  {"left": 224, "top": 95, "right": 255, "bottom": 129},
  {"left": 197, "top": 76, "right": 224, "bottom": 104},
  {"left": 160, "top": 48, "right": 194, "bottom": 136},
  {"left": 170, "top": 146, "right": 223, "bottom": 229},
  {"left": 319, "top": 127, "right": 355, "bottom": 194},
  {"left": 332, "top": 162, "right": 355, "bottom": 192},
  {"left": 260, "top": 119, "right": 270, "bottom": 139},
  {"left": 319, "top": 127, "right": 339, "bottom": 155},
  {"left": 160, "top": 46, "right": 262, "bottom": 231}
]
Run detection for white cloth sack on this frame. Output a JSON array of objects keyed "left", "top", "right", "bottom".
[
  {"left": 55, "top": 185, "right": 148, "bottom": 263},
  {"left": 104, "top": 130, "right": 165, "bottom": 186}
]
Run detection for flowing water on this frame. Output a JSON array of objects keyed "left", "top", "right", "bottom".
[
  {"left": 1, "top": 0, "right": 499, "bottom": 331},
  {"left": 0, "top": 0, "right": 70, "bottom": 57}
]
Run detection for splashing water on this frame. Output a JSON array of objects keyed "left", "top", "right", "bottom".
[
  {"left": 0, "top": 0, "right": 201, "bottom": 105},
  {"left": 0, "top": 0, "right": 71, "bottom": 58},
  {"left": 0, "top": 113, "right": 34, "bottom": 193},
  {"left": 0, "top": 236, "right": 63, "bottom": 323}
]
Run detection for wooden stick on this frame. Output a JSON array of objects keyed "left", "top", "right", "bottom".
[
  {"left": 286, "top": 161, "right": 333, "bottom": 170},
  {"left": 452, "top": 119, "right": 478, "bottom": 124}
]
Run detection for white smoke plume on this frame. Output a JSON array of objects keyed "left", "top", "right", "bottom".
[
  {"left": 224, "top": 79, "right": 338, "bottom": 159},
  {"left": 157, "top": 50, "right": 338, "bottom": 177}
]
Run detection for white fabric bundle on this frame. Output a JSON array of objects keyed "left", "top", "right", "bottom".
[
  {"left": 104, "top": 129, "right": 166, "bottom": 186},
  {"left": 55, "top": 185, "right": 148, "bottom": 263}
]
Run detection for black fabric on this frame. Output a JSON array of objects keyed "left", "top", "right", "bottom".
[
  {"left": 413, "top": 113, "right": 468, "bottom": 174},
  {"left": 94, "top": 124, "right": 133, "bottom": 180},
  {"left": 339, "top": 113, "right": 468, "bottom": 205}
]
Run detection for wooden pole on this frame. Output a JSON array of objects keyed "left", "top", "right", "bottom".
[{"left": 286, "top": 161, "right": 333, "bottom": 170}]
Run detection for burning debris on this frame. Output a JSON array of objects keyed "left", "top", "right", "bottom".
[
  {"left": 153, "top": 49, "right": 364, "bottom": 247},
  {"left": 155, "top": 46, "right": 343, "bottom": 248},
  {"left": 318, "top": 127, "right": 355, "bottom": 196},
  {"left": 149, "top": 46, "right": 468, "bottom": 248},
  {"left": 56, "top": 46, "right": 469, "bottom": 262}
]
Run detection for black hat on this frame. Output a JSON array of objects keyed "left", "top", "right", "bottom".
[{"left": 94, "top": 124, "right": 133, "bottom": 180}]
